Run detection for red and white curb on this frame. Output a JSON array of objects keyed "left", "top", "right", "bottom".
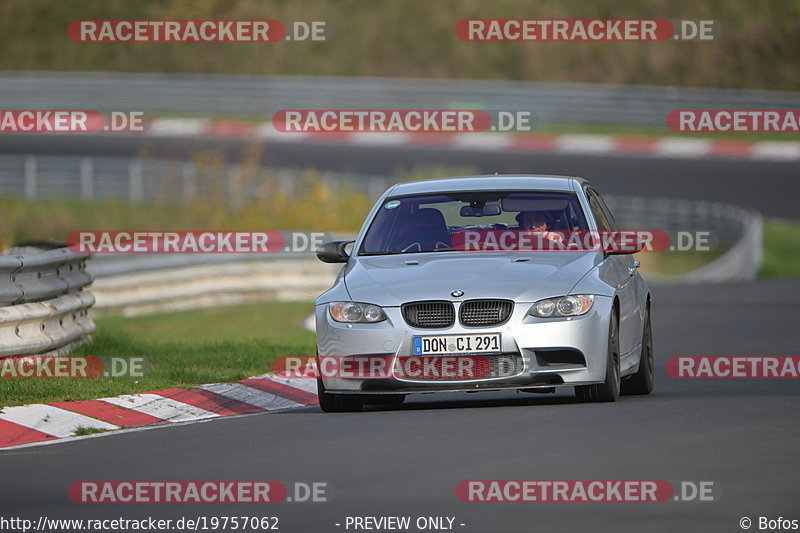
[
  {"left": 0, "top": 374, "right": 317, "bottom": 450},
  {"left": 140, "top": 118, "right": 800, "bottom": 162}
]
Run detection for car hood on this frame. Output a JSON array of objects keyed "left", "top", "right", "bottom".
[{"left": 344, "top": 252, "right": 599, "bottom": 306}]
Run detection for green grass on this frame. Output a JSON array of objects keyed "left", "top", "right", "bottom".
[
  {"left": 98, "top": 301, "right": 315, "bottom": 344},
  {"left": 637, "top": 249, "right": 724, "bottom": 277},
  {"left": 0, "top": 302, "right": 316, "bottom": 408},
  {"left": 760, "top": 220, "right": 800, "bottom": 277},
  {"left": 72, "top": 426, "right": 111, "bottom": 436}
]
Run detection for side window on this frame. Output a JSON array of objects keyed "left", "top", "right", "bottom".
[
  {"left": 594, "top": 189, "right": 618, "bottom": 230},
  {"left": 585, "top": 188, "right": 613, "bottom": 231}
]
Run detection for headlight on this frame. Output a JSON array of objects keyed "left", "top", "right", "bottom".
[
  {"left": 529, "top": 295, "right": 594, "bottom": 318},
  {"left": 329, "top": 302, "right": 387, "bottom": 323}
]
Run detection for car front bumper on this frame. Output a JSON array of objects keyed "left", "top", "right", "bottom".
[{"left": 315, "top": 296, "right": 613, "bottom": 395}]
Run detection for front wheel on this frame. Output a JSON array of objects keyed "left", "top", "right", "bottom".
[
  {"left": 317, "top": 378, "right": 363, "bottom": 412},
  {"left": 575, "top": 307, "right": 621, "bottom": 402},
  {"left": 621, "top": 306, "right": 654, "bottom": 396}
]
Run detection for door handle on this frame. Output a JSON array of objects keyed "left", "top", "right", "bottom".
[{"left": 628, "top": 260, "right": 640, "bottom": 276}]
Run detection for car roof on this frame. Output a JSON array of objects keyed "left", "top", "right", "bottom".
[{"left": 387, "top": 175, "right": 589, "bottom": 196}]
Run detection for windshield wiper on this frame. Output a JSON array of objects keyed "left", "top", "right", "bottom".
[{"left": 360, "top": 248, "right": 457, "bottom": 256}]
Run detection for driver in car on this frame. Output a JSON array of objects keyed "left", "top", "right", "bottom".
[{"left": 519, "top": 211, "right": 564, "bottom": 245}]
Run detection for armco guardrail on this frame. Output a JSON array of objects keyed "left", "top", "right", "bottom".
[
  {"left": 684, "top": 213, "right": 763, "bottom": 283},
  {"left": 0, "top": 155, "right": 390, "bottom": 206},
  {"left": 1, "top": 71, "right": 799, "bottom": 126},
  {"left": 90, "top": 259, "right": 341, "bottom": 316},
  {"left": 87, "top": 234, "right": 354, "bottom": 316},
  {"left": 605, "top": 195, "right": 763, "bottom": 282},
  {"left": 0, "top": 248, "right": 95, "bottom": 356}
]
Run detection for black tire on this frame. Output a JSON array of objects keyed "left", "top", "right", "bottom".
[
  {"left": 575, "top": 307, "right": 621, "bottom": 402},
  {"left": 317, "top": 378, "right": 363, "bottom": 412},
  {"left": 621, "top": 306, "right": 654, "bottom": 396}
]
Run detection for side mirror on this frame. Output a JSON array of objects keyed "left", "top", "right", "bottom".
[{"left": 316, "top": 240, "right": 354, "bottom": 263}]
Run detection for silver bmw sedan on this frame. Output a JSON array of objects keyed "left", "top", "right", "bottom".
[{"left": 314, "top": 175, "right": 653, "bottom": 411}]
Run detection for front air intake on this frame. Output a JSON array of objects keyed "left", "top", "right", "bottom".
[
  {"left": 401, "top": 301, "right": 455, "bottom": 329},
  {"left": 459, "top": 299, "right": 514, "bottom": 327}
]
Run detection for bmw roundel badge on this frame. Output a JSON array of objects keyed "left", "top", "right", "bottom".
[{"left": 451, "top": 289, "right": 464, "bottom": 297}]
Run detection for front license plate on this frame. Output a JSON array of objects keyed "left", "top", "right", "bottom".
[{"left": 412, "top": 333, "right": 501, "bottom": 355}]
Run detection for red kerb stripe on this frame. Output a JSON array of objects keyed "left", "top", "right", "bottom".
[
  {"left": 48, "top": 400, "right": 164, "bottom": 427},
  {"left": 153, "top": 388, "right": 266, "bottom": 415},
  {"left": 0, "top": 419, "right": 57, "bottom": 448},
  {"left": 239, "top": 378, "right": 319, "bottom": 405}
]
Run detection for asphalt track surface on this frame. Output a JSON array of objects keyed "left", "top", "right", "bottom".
[
  {"left": 2, "top": 134, "right": 799, "bottom": 218},
  {"left": 1, "top": 278, "right": 798, "bottom": 532}
]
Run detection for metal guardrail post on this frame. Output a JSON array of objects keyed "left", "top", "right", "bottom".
[
  {"left": 80, "top": 157, "right": 94, "bottom": 200},
  {"left": 182, "top": 161, "right": 197, "bottom": 203},
  {"left": 24, "top": 155, "right": 37, "bottom": 198},
  {"left": 226, "top": 165, "right": 243, "bottom": 210},
  {"left": 129, "top": 158, "right": 144, "bottom": 203}
]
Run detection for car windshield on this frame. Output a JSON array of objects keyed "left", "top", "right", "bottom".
[{"left": 359, "top": 191, "right": 589, "bottom": 255}]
